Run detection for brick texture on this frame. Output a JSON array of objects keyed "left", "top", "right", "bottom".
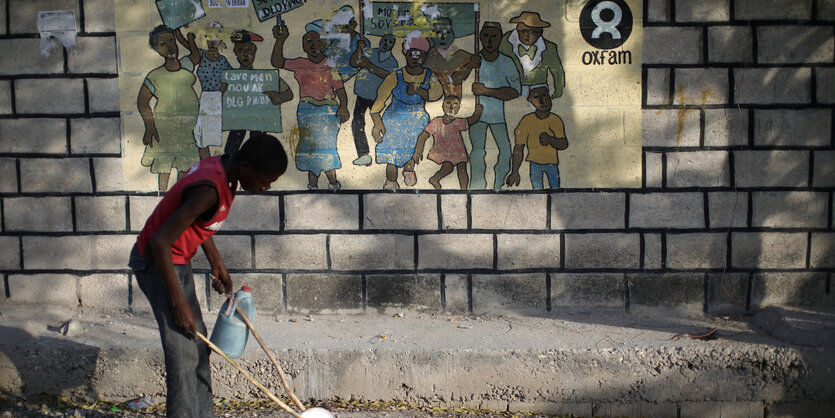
[
  {"left": 3, "top": 197, "right": 73, "bottom": 232},
  {"left": 642, "top": 109, "right": 700, "bottom": 147},
  {"left": 363, "top": 194, "right": 438, "bottom": 230},
  {"left": 666, "top": 233, "right": 727, "bottom": 269},
  {"left": 285, "top": 274, "right": 363, "bottom": 313},
  {"left": 564, "top": 233, "right": 640, "bottom": 269},
  {"left": 551, "top": 193, "right": 624, "bottom": 229},
  {"left": 550, "top": 273, "right": 625, "bottom": 308},
  {"left": 15, "top": 79, "right": 85, "bottom": 114},
  {"left": 758, "top": 26, "right": 834, "bottom": 64},
  {"left": 496, "top": 233, "right": 560, "bottom": 270},
  {"left": 20, "top": 158, "right": 93, "bottom": 193},
  {"left": 674, "top": 68, "right": 729, "bottom": 105},
  {"left": 708, "top": 26, "right": 754, "bottom": 63},
  {"left": 329, "top": 234, "right": 414, "bottom": 271},
  {"left": 733, "top": 150, "right": 809, "bottom": 188},
  {"left": 752, "top": 192, "right": 828, "bottom": 228},
  {"left": 366, "top": 274, "right": 441, "bottom": 313},
  {"left": 222, "top": 195, "right": 280, "bottom": 231},
  {"left": 71, "top": 118, "right": 121, "bottom": 155},
  {"left": 8, "top": 274, "right": 78, "bottom": 307},
  {"left": 471, "top": 274, "right": 546, "bottom": 314},
  {"left": 666, "top": 151, "right": 730, "bottom": 188},
  {"left": 732, "top": 233, "right": 807, "bottom": 269},
  {"left": 440, "top": 194, "right": 467, "bottom": 230},
  {"left": 750, "top": 272, "right": 827, "bottom": 308},
  {"left": 418, "top": 234, "right": 492, "bottom": 270},
  {"left": 676, "top": 0, "right": 730, "bottom": 22},
  {"left": 628, "top": 273, "right": 704, "bottom": 312},
  {"left": 255, "top": 234, "right": 327, "bottom": 270},
  {"left": 643, "top": 27, "right": 702, "bottom": 64},
  {"left": 284, "top": 194, "right": 358, "bottom": 230},
  {"left": 735, "top": 68, "right": 811, "bottom": 104},
  {"left": 754, "top": 109, "right": 831, "bottom": 147},
  {"left": 629, "top": 193, "right": 704, "bottom": 229},
  {"left": 75, "top": 196, "right": 126, "bottom": 231},
  {"left": 471, "top": 194, "right": 547, "bottom": 230},
  {"left": 79, "top": 274, "right": 128, "bottom": 312},
  {"left": 68, "top": 36, "right": 118, "bottom": 73},
  {"left": 0, "top": 119, "right": 67, "bottom": 153}
]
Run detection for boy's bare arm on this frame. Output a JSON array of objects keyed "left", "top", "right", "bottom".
[
  {"left": 201, "top": 236, "right": 232, "bottom": 295},
  {"left": 149, "top": 185, "right": 218, "bottom": 336}
]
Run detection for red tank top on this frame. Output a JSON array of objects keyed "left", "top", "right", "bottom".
[{"left": 136, "top": 156, "right": 236, "bottom": 264}]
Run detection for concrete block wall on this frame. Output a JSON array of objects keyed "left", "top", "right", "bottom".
[{"left": 0, "top": 0, "right": 832, "bottom": 317}]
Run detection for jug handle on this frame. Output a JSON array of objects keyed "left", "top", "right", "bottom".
[{"left": 223, "top": 293, "right": 237, "bottom": 317}]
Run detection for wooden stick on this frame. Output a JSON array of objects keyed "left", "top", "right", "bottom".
[
  {"left": 195, "top": 332, "right": 303, "bottom": 418},
  {"left": 236, "top": 306, "right": 307, "bottom": 411}
]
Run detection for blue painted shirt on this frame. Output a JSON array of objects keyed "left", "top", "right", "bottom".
[
  {"left": 477, "top": 52, "right": 521, "bottom": 125},
  {"left": 353, "top": 48, "right": 399, "bottom": 100}
]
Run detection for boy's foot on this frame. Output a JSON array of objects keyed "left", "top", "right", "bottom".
[
  {"left": 383, "top": 180, "right": 400, "bottom": 190},
  {"left": 403, "top": 170, "right": 417, "bottom": 186},
  {"left": 352, "top": 154, "right": 372, "bottom": 166},
  {"left": 328, "top": 181, "right": 341, "bottom": 192}
]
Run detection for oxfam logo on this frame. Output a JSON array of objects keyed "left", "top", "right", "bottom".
[{"left": 579, "top": 0, "right": 633, "bottom": 49}]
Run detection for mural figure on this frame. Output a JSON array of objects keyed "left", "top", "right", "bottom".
[
  {"left": 499, "top": 11, "right": 564, "bottom": 98},
  {"left": 137, "top": 25, "right": 201, "bottom": 192},
  {"left": 413, "top": 96, "right": 482, "bottom": 190},
  {"left": 370, "top": 31, "right": 443, "bottom": 190},
  {"left": 318, "top": 5, "right": 363, "bottom": 82},
  {"left": 424, "top": 17, "right": 480, "bottom": 98},
  {"left": 272, "top": 21, "right": 350, "bottom": 190},
  {"left": 469, "top": 21, "right": 521, "bottom": 190},
  {"left": 507, "top": 86, "right": 568, "bottom": 190},
  {"left": 349, "top": 34, "right": 399, "bottom": 167},
  {"left": 223, "top": 29, "right": 294, "bottom": 156}
]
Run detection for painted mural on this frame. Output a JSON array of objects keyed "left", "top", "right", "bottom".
[{"left": 117, "top": 0, "right": 643, "bottom": 191}]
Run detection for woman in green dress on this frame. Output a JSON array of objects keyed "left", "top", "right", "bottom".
[{"left": 137, "top": 25, "right": 201, "bottom": 191}]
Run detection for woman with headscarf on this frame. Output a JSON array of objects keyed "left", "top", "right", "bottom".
[{"left": 370, "top": 31, "right": 443, "bottom": 190}]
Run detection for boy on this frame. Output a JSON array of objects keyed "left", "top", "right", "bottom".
[
  {"left": 506, "top": 86, "right": 568, "bottom": 189},
  {"left": 129, "top": 133, "right": 288, "bottom": 417},
  {"left": 413, "top": 95, "right": 482, "bottom": 189}
]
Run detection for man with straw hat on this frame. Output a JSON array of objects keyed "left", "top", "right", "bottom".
[{"left": 499, "top": 11, "right": 565, "bottom": 98}]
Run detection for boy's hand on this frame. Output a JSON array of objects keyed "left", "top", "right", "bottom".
[
  {"left": 173, "top": 301, "right": 197, "bottom": 337},
  {"left": 211, "top": 271, "right": 233, "bottom": 295}
]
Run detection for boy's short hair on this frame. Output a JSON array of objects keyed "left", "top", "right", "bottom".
[{"left": 235, "top": 133, "right": 288, "bottom": 176}]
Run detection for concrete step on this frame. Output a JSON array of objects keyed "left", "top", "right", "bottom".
[{"left": 1, "top": 306, "right": 834, "bottom": 417}]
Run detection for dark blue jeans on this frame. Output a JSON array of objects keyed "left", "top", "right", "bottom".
[{"left": 129, "top": 245, "right": 213, "bottom": 418}]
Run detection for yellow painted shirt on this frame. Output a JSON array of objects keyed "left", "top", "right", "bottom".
[
  {"left": 514, "top": 113, "right": 566, "bottom": 165},
  {"left": 370, "top": 68, "right": 443, "bottom": 113}
]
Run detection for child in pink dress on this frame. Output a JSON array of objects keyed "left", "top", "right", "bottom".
[{"left": 413, "top": 95, "right": 483, "bottom": 189}]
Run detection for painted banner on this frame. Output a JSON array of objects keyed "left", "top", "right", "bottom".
[
  {"left": 252, "top": 0, "right": 309, "bottom": 22},
  {"left": 363, "top": 2, "right": 477, "bottom": 37},
  {"left": 222, "top": 70, "right": 282, "bottom": 132},
  {"left": 155, "top": 0, "right": 206, "bottom": 29}
]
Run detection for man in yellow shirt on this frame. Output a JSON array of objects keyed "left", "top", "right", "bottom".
[{"left": 506, "top": 86, "right": 568, "bottom": 189}]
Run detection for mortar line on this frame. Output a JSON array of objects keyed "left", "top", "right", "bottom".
[
  {"left": 545, "top": 273, "right": 551, "bottom": 312},
  {"left": 0, "top": 199, "right": 4, "bottom": 232},
  {"left": 812, "top": 0, "right": 819, "bottom": 22},
  {"left": 65, "top": 117, "right": 72, "bottom": 153},
  {"left": 699, "top": 108, "right": 706, "bottom": 147},
  {"left": 623, "top": 273, "right": 630, "bottom": 313},
  {"left": 124, "top": 196, "right": 131, "bottom": 232},
  {"left": 808, "top": 150, "right": 815, "bottom": 187},
  {"left": 466, "top": 193, "right": 472, "bottom": 230},
  {"left": 325, "top": 234, "right": 332, "bottom": 270},
  {"left": 806, "top": 232, "right": 813, "bottom": 269},
  {"left": 127, "top": 272, "right": 133, "bottom": 309},
  {"left": 413, "top": 234, "right": 419, "bottom": 270},
  {"left": 62, "top": 45, "right": 68, "bottom": 74},
  {"left": 546, "top": 193, "right": 551, "bottom": 230},
  {"left": 703, "top": 193, "right": 709, "bottom": 228},
  {"left": 78, "top": 0, "right": 86, "bottom": 33},
  {"left": 728, "top": 149, "right": 736, "bottom": 193},
  {"left": 811, "top": 67, "right": 818, "bottom": 105},
  {"left": 82, "top": 79, "right": 90, "bottom": 115},
  {"left": 492, "top": 234, "right": 497, "bottom": 270},
  {"left": 436, "top": 194, "right": 442, "bottom": 230},
  {"left": 639, "top": 233, "right": 645, "bottom": 270},
  {"left": 702, "top": 26, "right": 709, "bottom": 64},
  {"left": 660, "top": 232, "right": 667, "bottom": 269},
  {"left": 17, "top": 235, "right": 23, "bottom": 270},
  {"left": 71, "top": 196, "right": 77, "bottom": 232},
  {"left": 467, "top": 274, "right": 473, "bottom": 313},
  {"left": 15, "top": 158, "right": 21, "bottom": 194},
  {"left": 361, "top": 274, "right": 367, "bottom": 311},
  {"left": 559, "top": 232, "right": 565, "bottom": 270},
  {"left": 357, "top": 194, "right": 363, "bottom": 230},
  {"left": 668, "top": 67, "right": 676, "bottom": 105},
  {"left": 751, "top": 23, "right": 759, "bottom": 66},
  {"left": 278, "top": 194, "right": 285, "bottom": 231},
  {"left": 703, "top": 272, "right": 709, "bottom": 313},
  {"left": 745, "top": 272, "right": 754, "bottom": 313},
  {"left": 661, "top": 153, "right": 668, "bottom": 189},
  {"left": 829, "top": 192, "right": 833, "bottom": 230},
  {"left": 281, "top": 273, "right": 287, "bottom": 312},
  {"left": 728, "top": 67, "right": 735, "bottom": 104},
  {"left": 4, "top": 274, "right": 9, "bottom": 298},
  {"left": 250, "top": 235, "right": 256, "bottom": 270},
  {"left": 641, "top": 66, "right": 647, "bottom": 107},
  {"left": 88, "top": 158, "right": 97, "bottom": 194},
  {"left": 440, "top": 274, "right": 446, "bottom": 310},
  {"left": 747, "top": 108, "right": 755, "bottom": 146},
  {"left": 624, "top": 193, "right": 631, "bottom": 229},
  {"left": 729, "top": 0, "right": 735, "bottom": 21},
  {"left": 4, "top": 0, "right": 8, "bottom": 36},
  {"left": 641, "top": 151, "right": 647, "bottom": 188},
  {"left": 8, "top": 79, "right": 15, "bottom": 114}
]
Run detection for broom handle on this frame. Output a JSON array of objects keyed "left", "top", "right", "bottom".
[
  {"left": 236, "top": 306, "right": 307, "bottom": 411},
  {"left": 195, "top": 332, "right": 303, "bottom": 418}
]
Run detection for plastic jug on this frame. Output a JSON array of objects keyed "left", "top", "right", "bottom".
[{"left": 210, "top": 286, "right": 256, "bottom": 359}]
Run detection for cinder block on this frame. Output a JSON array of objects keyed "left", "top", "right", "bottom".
[
  {"left": 734, "top": 150, "right": 809, "bottom": 187},
  {"left": 283, "top": 194, "right": 358, "bottom": 230},
  {"left": 751, "top": 272, "right": 827, "bottom": 308},
  {"left": 551, "top": 192, "right": 625, "bottom": 229},
  {"left": 417, "top": 234, "right": 492, "bottom": 270},
  {"left": 83, "top": 0, "right": 116, "bottom": 32},
  {"left": 707, "top": 273, "right": 749, "bottom": 314},
  {"left": 129, "top": 274, "right": 152, "bottom": 315},
  {"left": 223, "top": 195, "right": 280, "bottom": 231},
  {"left": 667, "top": 233, "right": 727, "bottom": 269},
  {"left": 3, "top": 196, "right": 73, "bottom": 232},
  {"left": 93, "top": 157, "right": 124, "bottom": 192},
  {"left": 68, "top": 36, "right": 117, "bottom": 73},
  {"left": 70, "top": 118, "right": 121, "bottom": 154},
  {"left": 128, "top": 196, "right": 163, "bottom": 231},
  {"left": 0, "top": 80, "right": 11, "bottom": 114},
  {"left": 254, "top": 234, "right": 327, "bottom": 270},
  {"left": 564, "top": 233, "right": 640, "bottom": 269},
  {"left": 735, "top": 0, "right": 812, "bottom": 20},
  {"left": 821, "top": 0, "right": 835, "bottom": 20},
  {"left": 0, "top": 0, "right": 5, "bottom": 35},
  {"left": 550, "top": 273, "right": 624, "bottom": 308},
  {"left": 758, "top": 26, "right": 833, "bottom": 64},
  {"left": 754, "top": 109, "right": 831, "bottom": 146},
  {"left": 676, "top": 0, "right": 730, "bottom": 21},
  {"left": 767, "top": 401, "right": 835, "bottom": 418},
  {"left": 674, "top": 68, "right": 729, "bottom": 105},
  {"left": 9, "top": 0, "right": 79, "bottom": 34},
  {"left": 642, "top": 109, "right": 700, "bottom": 148},
  {"left": 20, "top": 158, "right": 92, "bottom": 193},
  {"left": 89, "top": 235, "right": 134, "bottom": 270},
  {"left": 818, "top": 67, "right": 835, "bottom": 104},
  {"left": 627, "top": 273, "right": 704, "bottom": 313},
  {"left": 79, "top": 274, "right": 128, "bottom": 312},
  {"left": 644, "top": 152, "right": 663, "bottom": 187},
  {"left": 15, "top": 79, "right": 85, "bottom": 114},
  {"left": 23, "top": 235, "right": 131, "bottom": 270},
  {"left": 443, "top": 274, "right": 468, "bottom": 313},
  {"left": 0, "top": 119, "right": 67, "bottom": 153},
  {"left": 285, "top": 274, "right": 362, "bottom": 313},
  {"left": 732, "top": 232, "right": 807, "bottom": 269},
  {"left": 87, "top": 78, "right": 119, "bottom": 113},
  {"left": 472, "top": 273, "right": 546, "bottom": 314},
  {"left": 812, "top": 150, "right": 835, "bottom": 187},
  {"left": 363, "top": 194, "right": 438, "bottom": 230},
  {"left": 810, "top": 233, "right": 835, "bottom": 268},
  {"left": 440, "top": 194, "right": 467, "bottom": 230},
  {"left": 708, "top": 191, "right": 749, "bottom": 228},
  {"left": 192, "top": 235, "right": 252, "bottom": 270},
  {"left": 0, "top": 236, "right": 21, "bottom": 270},
  {"left": 752, "top": 192, "right": 828, "bottom": 228},
  {"left": 329, "top": 234, "right": 414, "bottom": 271},
  {"left": 646, "top": 0, "right": 670, "bottom": 22},
  {"left": 208, "top": 273, "right": 283, "bottom": 314},
  {"left": 629, "top": 193, "right": 704, "bottom": 229},
  {"left": 643, "top": 27, "right": 702, "bottom": 64},
  {"left": 496, "top": 233, "right": 559, "bottom": 270},
  {"left": 366, "top": 274, "right": 441, "bottom": 313},
  {"left": 704, "top": 108, "right": 748, "bottom": 146},
  {"left": 8, "top": 274, "right": 77, "bottom": 308},
  {"left": 735, "top": 68, "right": 811, "bottom": 104},
  {"left": 0, "top": 39, "right": 64, "bottom": 75},
  {"left": 680, "top": 401, "right": 763, "bottom": 418},
  {"left": 510, "top": 402, "right": 590, "bottom": 417},
  {"left": 594, "top": 403, "right": 678, "bottom": 418},
  {"left": 666, "top": 151, "right": 730, "bottom": 188},
  {"left": 643, "top": 233, "right": 662, "bottom": 269},
  {"left": 646, "top": 68, "right": 670, "bottom": 105},
  {"left": 471, "top": 194, "right": 547, "bottom": 230},
  {"left": 708, "top": 26, "right": 754, "bottom": 63},
  {"left": 75, "top": 196, "right": 126, "bottom": 231}
]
